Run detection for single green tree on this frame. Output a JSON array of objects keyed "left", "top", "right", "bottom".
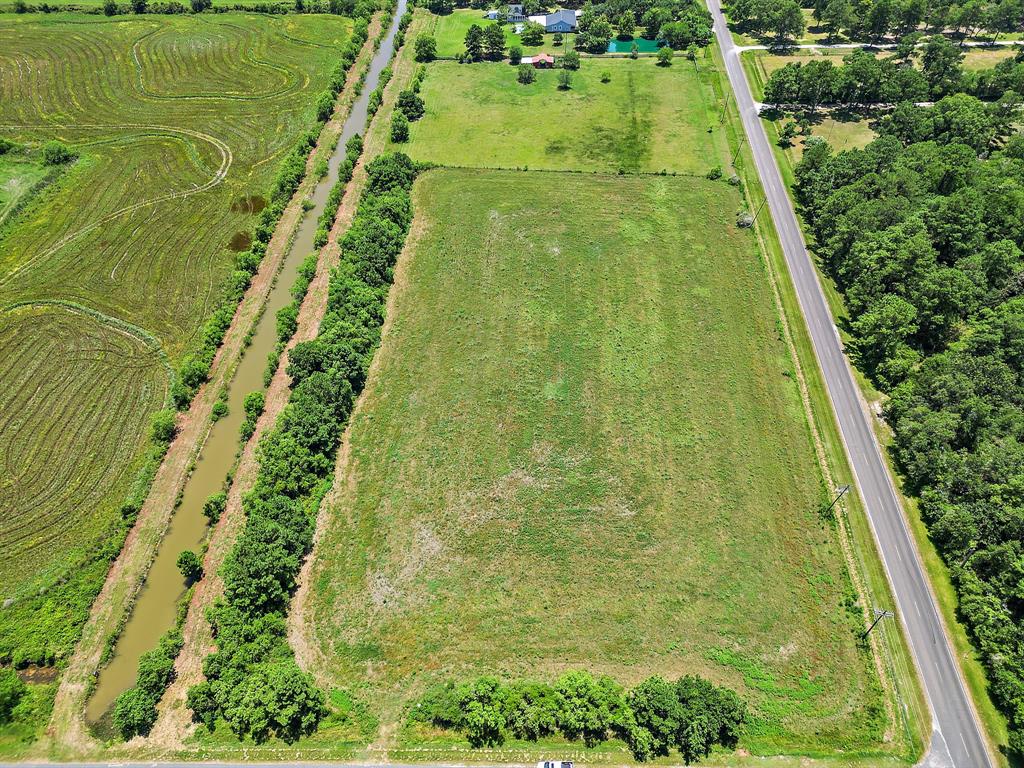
[
  {"left": 557, "top": 69, "right": 573, "bottom": 89},
  {"left": 630, "top": 40, "right": 639, "bottom": 58},
  {"left": 177, "top": 550, "right": 203, "bottom": 582},
  {"left": 517, "top": 62, "right": 536, "bottom": 83},
  {"left": 103, "top": 0, "right": 117, "bottom": 14},
  {"left": 657, "top": 45, "right": 674, "bottom": 66},
  {"left": 390, "top": 109, "right": 410, "bottom": 142},
  {"left": 397, "top": 89, "right": 425, "bottom": 120},
  {"left": 464, "top": 23, "right": 485, "bottom": 61},
  {"left": 149, "top": 409, "right": 177, "bottom": 445},
  {"left": 41, "top": 140, "right": 77, "bottom": 165},
  {"left": 561, "top": 49, "right": 580, "bottom": 69},
  {"left": 778, "top": 120, "right": 798, "bottom": 146},
  {"left": 414, "top": 33, "right": 437, "bottom": 61},
  {"left": 202, "top": 491, "right": 227, "bottom": 523},
  {"left": 483, "top": 22, "right": 506, "bottom": 59},
  {"left": 509, "top": 44, "right": 523, "bottom": 64},
  {"left": 552, "top": 31, "right": 564, "bottom": 45},
  {"left": 617, "top": 10, "right": 636, "bottom": 38},
  {"left": 520, "top": 20, "right": 544, "bottom": 45}
]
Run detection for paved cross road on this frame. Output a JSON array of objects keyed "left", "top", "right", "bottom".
[{"left": 704, "top": 4, "right": 994, "bottom": 767}]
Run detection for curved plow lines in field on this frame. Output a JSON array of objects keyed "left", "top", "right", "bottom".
[
  {"left": 0, "top": 303, "right": 168, "bottom": 595},
  {"left": 131, "top": 19, "right": 304, "bottom": 101},
  {"left": 0, "top": 123, "right": 231, "bottom": 290},
  {"left": 0, "top": 11, "right": 352, "bottom": 656}
]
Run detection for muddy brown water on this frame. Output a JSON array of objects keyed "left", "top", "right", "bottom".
[
  {"left": 229, "top": 194, "right": 267, "bottom": 214},
  {"left": 85, "top": 1, "right": 408, "bottom": 723},
  {"left": 228, "top": 230, "right": 252, "bottom": 251}
]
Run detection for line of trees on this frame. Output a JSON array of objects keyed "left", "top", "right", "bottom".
[
  {"left": 185, "top": 153, "right": 419, "bottom": 743},
  {"left": 727, "top": 0, "right": 806, "bottom": 43},
  {"left": 444, "top": 0, "right": 711, "bottom": 59},
  {"left": 391, "top": 66, "right": 427, "bottom": 142},
  {"left": 793, "top": 112, "right": 1024, "bottom": 757},
  {"left": 414, "top": 671, "right": 746, "bottom": 764},
  {"left": 805, "top": 0, "right": 1024, "bottom": 43},
  {"left": 728, "top": 0, "right": 1024, "bottom": 43},
  {"left": 763, "top": 37, "right": 1024, "bottom": 109}
]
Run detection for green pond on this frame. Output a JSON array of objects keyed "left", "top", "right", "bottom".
[{"left": 606, "top": 37, "right": 662, "bottom": 52}]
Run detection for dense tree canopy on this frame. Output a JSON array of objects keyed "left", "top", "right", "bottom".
[
  {"left": 794, "top": 114, "right": 1024, "bottom": 757},
  {"left": 763, "top": 43, "right": 1024, "bottom": 111},
  {"left": 414, "top": 672, "right": 746, "bottom": 764}
]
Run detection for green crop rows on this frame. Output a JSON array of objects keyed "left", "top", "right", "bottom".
[{"left": 0, "top": 11, "right": 352, "bottom": 666}]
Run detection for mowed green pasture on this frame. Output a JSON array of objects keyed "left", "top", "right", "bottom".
[
  {"left": 306, "top": 169, "right": 885, "bottom": 757},
  {"left": 398, "top": 58, "right": 722, "bottom": 174},
  {"left": 428, "top": 8, "right": 575, "bottom": 57},
  {"left": 0, "top": 12, "right": 351, "bottom": 664}
]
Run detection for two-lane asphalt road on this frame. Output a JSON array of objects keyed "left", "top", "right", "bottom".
[{"left": 704, "top": 4, "right": 994, "bottom": 767}]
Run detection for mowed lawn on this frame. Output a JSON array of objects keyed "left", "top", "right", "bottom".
[
  {"left": 400, "top": 58, "right": 723, "bottom": 174},
  {"left": 305, "top": 169, "right": 885, "bottom": 757}
]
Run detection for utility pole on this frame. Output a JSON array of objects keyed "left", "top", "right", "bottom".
[
  {"left": 823, "top": 484, "right": 850, "bottom": 515},
  {"left": 730, "top": 133, "right": 747, "bottom": 165},
  {"left": 749, "top": 194, "right": 769, "bottom": 223},
  {"left": 863, "top": 608, "right": 894, "bottom": 638}
]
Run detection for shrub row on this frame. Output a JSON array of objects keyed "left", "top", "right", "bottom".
[
  {"left": 110, "top": 597, "right": 188, "bottom": 739},
  {"left": 185, "top": 153, "right": 419, "bottom": 744},
  {"left": 313, "top": 133, "right": 364, "bottom": 249},
  {"left": 414, "top": 671, "right": 746, "bottom": 764}
]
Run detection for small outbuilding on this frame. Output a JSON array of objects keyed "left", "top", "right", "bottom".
[{"left": 526, "top": 52, "right": 555, "bottom": 67}]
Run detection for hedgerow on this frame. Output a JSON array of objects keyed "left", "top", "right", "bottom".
[
  {"left": 110, "top": 593, "right": 188, "bottom": 740},
  {"left": 313, "top": 133, "right": 363, "bottom": 248},
  {"left": 186, "top": 153, "right": 419, "bottom": 743},
  {"left": 413, "top": 671, "right": 746, "bottom": 764}
]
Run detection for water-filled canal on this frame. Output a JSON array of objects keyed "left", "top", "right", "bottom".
[{"left": 86, "top": 0, "right": 408, "bottom": 721}]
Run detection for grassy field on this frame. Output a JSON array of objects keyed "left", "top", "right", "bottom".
[
  {"left": 397, "top": 57, "right": 724, "bottom": 174},
  {"left": 0, "top": 150, "right": 49, "bottom": 228},
  {"left": 0, "top": 12, "right": 351, "bottom": 667},
  {"left": 303, "top": 168, "right": 887, "bottom": 760},
  {"left": 429, "top": 8, "right": 575, "bottom": 57}
]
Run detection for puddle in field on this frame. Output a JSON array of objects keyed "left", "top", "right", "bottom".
[
  {"left": 228, "top": 230, "right": 252, "bottom": 251},
  {"left": 230, "top": 193, "right": 267, "bottom": 214},
  {"left": 85, "top": 0, "right": 409, "bottom": 725}
]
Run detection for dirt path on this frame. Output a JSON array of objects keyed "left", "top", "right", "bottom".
[
  {"left": 41, "top": 23, "right": 380, "bottom": 760},
  {"left": 144, "top": 19, "right": 384, "bottom": 751}
]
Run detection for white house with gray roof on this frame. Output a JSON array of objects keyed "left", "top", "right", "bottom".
[{"left": 525, "top": 8, "right": 580, "bottom": 32}]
